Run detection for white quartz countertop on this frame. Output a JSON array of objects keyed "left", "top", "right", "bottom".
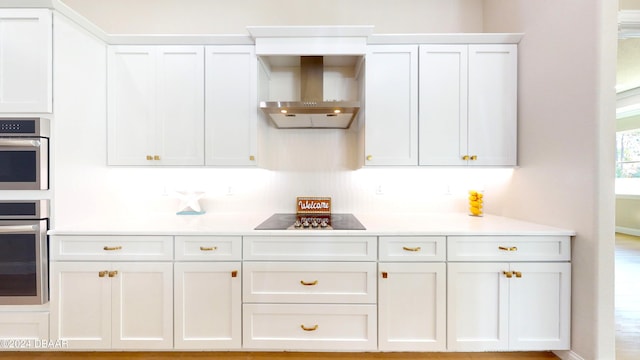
[{"left": 49, "top": 212, "right": 575, "bottom": 236}]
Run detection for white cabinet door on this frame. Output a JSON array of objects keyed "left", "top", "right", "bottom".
[
  {"left": 419, "top": 44, "right": 517, "bottom": 166},
  {"left": 111, "top": 262, "right": 173, "bottom": 349},
  {"left": 447, "top": 262, "right": 509, "bottom": 351},
  {"left": 378, "top": 262, "right": 446, "bottom": 351},
  {"left": 50, "top": 262, "right": 112, "bottom": 349},
  {"left": 364, "top": 45, "right": 418, "bottom": 166},
  {"left": 0, "top": 9, "right": 52, "bottom": 113},
  {"left": 205, "top": 46, "right": 257, "bottom": 166},
  {"left": 467, "top": 44, "right": 517, "bottom": 166},
  {"left": 174, "top": 262, "right": 241, "bottom": 349},
  {"left": 509, "top": 262, "right": 571, "bottom": 350},
  {"left": 419, "top": 45, "right": 468, "bottom": 165},
  {"left": 108, "top": 46, "right": 204, "bottom": 165}
]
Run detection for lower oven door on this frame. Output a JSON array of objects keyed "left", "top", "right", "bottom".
[
  {"left": 0, "top": 137, "right": 48, "bottom": 190},
  {"left": 0, "top": 220, "right": 48, "bottom": 305}
]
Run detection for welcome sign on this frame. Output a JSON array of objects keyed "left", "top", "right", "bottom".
[{"left": 296, "top": 197, "right": 331, "bottom": 214}]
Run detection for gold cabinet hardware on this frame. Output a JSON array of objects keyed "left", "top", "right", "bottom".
[
  {"left": 402, "top": 246, "right": 421, "bottom": 252},
  {"left": 381, "top": 271, "right": 388, "bottom": 279},
  {"left": 300, "top": 280, "right": 318, "bottom": 286},
  {"left": 366, "top": 155, "right": 373, "bottom": 161},
  {"left": 300, "top": 324, "right": 318, "bottom": 331},
  {"left": 103, "top": 246, "right": 122, "bottom": 251},
  {"left": 503, "top": 271, "right": 513, "bottom": 278},
  {"left": 470, "top": 155, "right": 478, "bottom": 160},
  {"left": 231, "top": 270, "right": 238, "bottom": 278},
  {"left": 153, "top": 155, "right": 160, "bottom": 161},
  {"left": 199, "top": 246, "right": 217, "bottom": 251},
  {"left": 249, "top": 155, "right": 255, "bottom": 161},
  {"left": 146, "top": 155, "right": 153, "bottom": 160},
  {"left": 514, "top": 271, "right": 522, "bottom": 278},
  {"left": 462, "top": 155, "right": 470, "bottom": 160},
  {"left": 108, "top": 270, "right": 118, "bottom": 278},
  {"left": 498, "top": 246, "right": 518, "bottom": 252},
  {"left": 98, "top": 270, "right": 108, "bottom": 278}
]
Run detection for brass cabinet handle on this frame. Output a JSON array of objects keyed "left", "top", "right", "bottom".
[
  {"left": 366, "top": 155, "right": 373, "bottom": 161},
  {"left": 98, "top": 270, "right": 108, "bottom": 278},
  {"left": 300, "top": 324, "right": 318, "bottom": 331},
  {"left": 402, "top": 246, "right": 421, "bottom": 252},
  {"left": 231, "top": 270, "right": 238, "bottom": 278},
  {"left": 514, "top": 271, "right": 522, "bottom": 278},
  {"left": 249, "top": 155, "right": 255, "bottom": 161},
  {"left": 153, "top": 155, "right": 160, "bottom": 161},
  {"left": 108, "top": 270, "right": 118, "bottom": 278},
  {"left": 381, "top": 271, "right": 388, "bottom": 279},
  {"left": 199, "top": 246, "right": 218, "bottom": 251},
  {"left": 103, "top": 246, "right": 122, "bottom": 251},
  {"left": 498, "top": 246, "right": 518, "bottom": 252},
  {"left": 470, "top": 155, "right": 478, "bottom": 160},
  {"left": 146, "top": 155, "right": 153, "bottom": 160},
  {"left": 503, "top": 271, "right": 513, "bottom": 278},
  {"left": 462, "top": 155, "right": 470, "bottom": 160},
  {"left": 300, "top": 280, "right": 318, "bottom": 286}
]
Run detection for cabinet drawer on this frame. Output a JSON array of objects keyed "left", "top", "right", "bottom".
[
  {"left": 0, "top": 312, "right": 48, "bottom": 340},
  {"left": 243, "top": 236, "right": 377, "bottom": 261},
  {"left": 379, "top": 236, "right": 446, "bottom": 261},
  {"left": 243, "top": 262, "right": 376, "bottom": 304},
  {"left": 50, "top": 235, "right": 173, "bottom": 261},
  {"left": 243, "top": 304, "right": 377, "bottom": 350},
  {"left": 175, "top": 236, "right": 241, "bottom": 261},
  {"left": 447, "top": 236, "right": 571, "bottom": 261}
]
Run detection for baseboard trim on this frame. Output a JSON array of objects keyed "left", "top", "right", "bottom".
[
  {"left": 553, "top": 350, "right": 585, "bottom": 360},
  {"left": 616, "top": 226, "right": 640, "bottom": 236}
]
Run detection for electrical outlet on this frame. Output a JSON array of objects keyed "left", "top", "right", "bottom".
[{"left": 375, "top": 185, "right": 384, "bottom": 195}]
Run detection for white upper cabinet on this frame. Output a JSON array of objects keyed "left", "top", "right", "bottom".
[
  {"left": 108, "top": 46, "right": 205, "bottom": 166},
  {"left": 205, "top": 46, "right": 257, "bottom": 166},
  {"left": 419, "top": 44, "right": 517, "bottom": 166},
  {"left": 0, "top": 9, "right": 52, "bottom": 113},
  {"left": 364, "top": 45, "right": 419, "bottom": 166}
]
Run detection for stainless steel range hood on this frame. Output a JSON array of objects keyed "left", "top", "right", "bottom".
[{"left": 260, "top": 56, "right": 360, "bottom": 129}]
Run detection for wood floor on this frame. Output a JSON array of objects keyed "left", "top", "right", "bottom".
[
  {"left": 616, "top": 233, "right": 640, "bottom": 360},
  {"left": 0, "top": 352, "right": 560, "bottom": 359}
]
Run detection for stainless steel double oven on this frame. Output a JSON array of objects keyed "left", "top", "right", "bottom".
[{"left": 0, "top": 118, "right": 49, "bottom": 190}]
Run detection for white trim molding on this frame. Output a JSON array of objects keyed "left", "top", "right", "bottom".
[{"left": 619, "top": 10, "right": 640, "bottom": 38}]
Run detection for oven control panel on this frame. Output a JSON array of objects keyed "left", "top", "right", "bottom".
[{"left": 0, "top": 118, "right": 49, "bottom": 137}]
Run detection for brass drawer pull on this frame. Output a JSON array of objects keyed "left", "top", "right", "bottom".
[
  {"left": 231, "top": 270, "right": 238, "bottom": 278},
  {"left": 498, "top": 246, "right": 518, "bottom": 251},
  {"left": 381, "top": 271, "right": 388, "bottom": 279},
  {"left": 98, "top": 270, "right": 108, "bottom": 278},
  {"left": 402, "top": 246, "right": 421, "bottom": 252},
  {"left": 301, "top": 324, "right": 318, "bottom": 331},
  {"left": 108, "top": 270, "right": 118, "bottom": 278},
  {"left": 300, "top": 280, "right": 318, "bottom": 286},
  {"left": 503, "top": 271, "right": 513, "bottom": 278},
  {"left": 199, "top": 246, "right": 218, "bottom": 251},
  {"left": 470, "top": 155, "right": 478, "bottom": 160},
  {"left": 103, "top": 246, "right": 122, "bottom": 251},
  {"left": 462, "top": 155, "right": 470, "bottom": 160},
  {"left": 153, "top": 155, "right": 160, "bottom": 160},
  {"left": 514, "top": 271, "right": 522, "bottom": 278},
  {"left": 146, "top": 155, "right": 153, "bottom": 160}
]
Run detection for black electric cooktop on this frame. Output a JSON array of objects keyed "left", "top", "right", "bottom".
[{"left": 254, "top": 213, "right": 366, "bottom": 230}]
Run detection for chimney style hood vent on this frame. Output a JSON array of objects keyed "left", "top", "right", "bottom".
[{"left": 260, "top": 56, "right": 360, "bottom": 129}]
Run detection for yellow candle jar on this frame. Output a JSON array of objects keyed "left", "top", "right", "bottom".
[{"left": 468, "top": 190, "right": 483, "bottom": 216}]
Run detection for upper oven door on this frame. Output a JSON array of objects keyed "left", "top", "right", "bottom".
[
  {"left": 0, "top": 219, "right": 48, "bottom": 305},
  {"left": 0, "top": 137, "right": 48, "bottom": 190}
]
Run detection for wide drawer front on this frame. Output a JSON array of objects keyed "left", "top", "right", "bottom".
[
  {"left": 243, "top": 262, "right": 376, "bottom": 304},
  {"left": 50, "top": 235, "right": 173, "bottom": 261},
  {"left": 243, "top": 236, "right": 377, "bottom": 261},
  {"left": 379, "top": 236, "right": 446, "bottom": 262},
  {"left": 174, "top": 236, "right": 241, "bottom": 261},
  {"left": 243, "top": 304, "right": 377, "bottom": 351},
  {"left": 447, "top": 236, "right": 571, "bottom": 261}
]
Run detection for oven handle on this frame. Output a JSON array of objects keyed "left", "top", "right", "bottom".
[
  {"left": 0, "top": 139, "right": 41, "bottom": 147},
  {"left": 0, "top": 225, "right": 38, "bottom": 233}
]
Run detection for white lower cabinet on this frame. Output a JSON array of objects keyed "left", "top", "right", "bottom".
[
  {"left": 50, "top": 261, "right": 173, "bottom": 349},
  {"left": 0, "top": 312, "right": 48, "bottom": 342},
  {"left": 174, "top": 262, "right": 241, "bottom": 349}
]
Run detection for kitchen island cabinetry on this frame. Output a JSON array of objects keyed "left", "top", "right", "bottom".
[
  {"left": 49, "top": 236, "right": 174, "bottom": 349},
  {"left": 242, "top": 236, "right": 378, "bottom": 350},
  {"left": 447, "top": 236, "right": 571, "bottom": 351},
  {"left": 378, "top": 236, "right": 446, "bottom": 351},
  {"left": 364, "top": 45, "right": 418, "bottom": 166},
  {"left": 419, "top": 44, "right": 517, "bottom": 166},
  {"left": 0, "top": 9, "right": 52, "bottom": 113},
  {"left": 107, "top": 45, "right": 204, "bottom": 166},
  {"left": 174, "top": 236, "right": 242, "bottom": 349}
]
